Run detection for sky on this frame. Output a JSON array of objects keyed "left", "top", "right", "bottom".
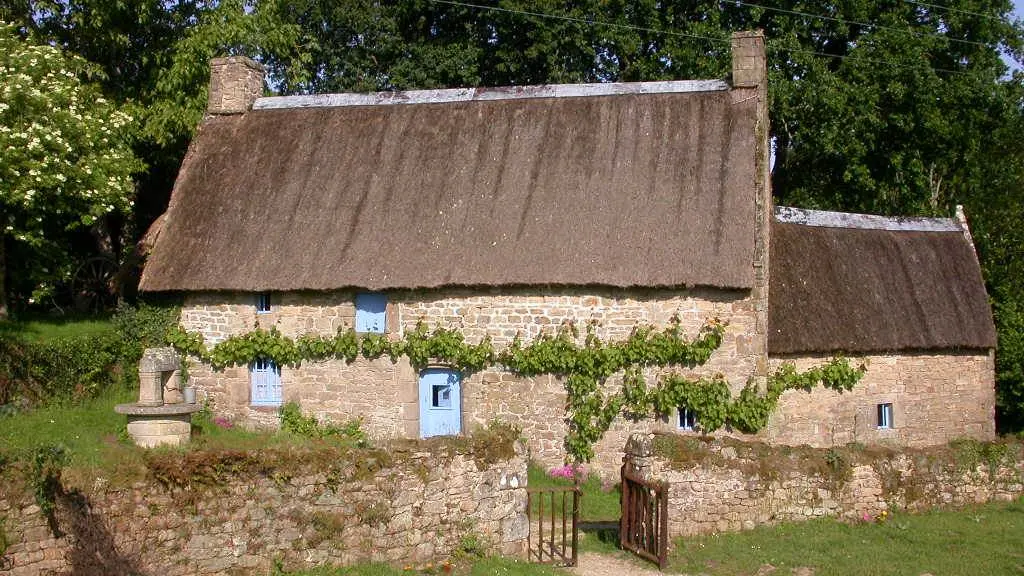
[{"left": 1005, "top": 0, "right": 1024, "bottom": 71}]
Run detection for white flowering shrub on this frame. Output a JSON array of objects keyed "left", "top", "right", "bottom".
[{"left": 0, "top": 22, "right": 140, "bottom": 306}]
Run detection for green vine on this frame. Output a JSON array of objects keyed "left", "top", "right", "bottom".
[{"left": 167, "top": 316, "right": 865, "bottom": 463}]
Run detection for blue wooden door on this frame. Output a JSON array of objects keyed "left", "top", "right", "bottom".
[{"left": 419, "top": 368, "right": 462, "bottom": 438}]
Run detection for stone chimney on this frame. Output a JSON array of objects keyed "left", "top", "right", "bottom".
[
  {"left": 731, "top": 31, "right": 766, "bottom": 88},
  {"left": 731, "top": 30, "right": 772, "bottom": 389},
  {"left": 207, "top": 56, "right": 265, "bottom": 115}
]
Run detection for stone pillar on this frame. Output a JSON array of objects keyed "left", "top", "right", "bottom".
[
  {"left": 623, "top": 432, "right": 654, "bottom": 481},
  {"left": 138, "top": 371, "right": 164, "bottom": 406},
  {"left": 208, "top": 56, "right": 265, "bottom": 114},
  {"left": 137, "top": 347, "right": 181, "bottom": 406}
]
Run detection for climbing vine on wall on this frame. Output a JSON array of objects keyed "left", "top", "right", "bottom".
[{"left": 166, "top": 317, "right": 864, "bottom": 463}]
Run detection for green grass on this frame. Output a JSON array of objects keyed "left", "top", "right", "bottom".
[
  {"left": 670, "top": 499, "right": 1024, "bottom": 576},
  {"left": 526, "top": 463, "right": 621, "bottom": 522},
  {"left": 0, "top": 315, "right": 115, "bottom": 342},
  {"left": 0, "top": 384, "right": 134, "bottom": 468}
]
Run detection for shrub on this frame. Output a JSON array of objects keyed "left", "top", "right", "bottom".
[
  {"left": 279, "top": 402, "right": 369, "bottom": 447},
  {"left": 29, "top": 443, "right": 69, "bottom": 515},
  {"left": 0, "top": 303, "right": 180, "bottom": 407},
  {"left": 0, "top": 330, "right": 120, "bottom": 404}
]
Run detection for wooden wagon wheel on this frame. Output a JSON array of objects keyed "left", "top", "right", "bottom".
[{"left": 72, "top": 255, "right": 119, "bottom": 313}]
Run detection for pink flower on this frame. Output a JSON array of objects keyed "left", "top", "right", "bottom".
[
  {"left": 548, "top": 464, "right": 586, "bottom": 480},
  {"left": 213, "top": 416, "right": 234, "bottom": 429}
]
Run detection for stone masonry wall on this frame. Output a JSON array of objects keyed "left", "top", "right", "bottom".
[
  {"left": 641, "top": 434, "right": 1023, "bottom": 539},
  {"left": 181, "top": 286, "right": 762, "bottom": 473},
  {"left": 763, "top": 352, "right": 996, "bottom": 447},
  {"left": 0, "top": 441, "right": 528, "bottom": 575}
]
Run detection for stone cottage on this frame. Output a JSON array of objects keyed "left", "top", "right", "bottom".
[{"left": 139, "top": 32, "right": 996, "bottom": 470}]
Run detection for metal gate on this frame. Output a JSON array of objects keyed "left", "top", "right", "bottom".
[
  {"left": 620, "top": 467, "right": 668, "bottom": 569},
  {"left": 526, "top": 486, "right": 580, "bottom": 566}
]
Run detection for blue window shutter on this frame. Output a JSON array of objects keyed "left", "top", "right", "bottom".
[
  {"left": 251, "top": 359, "right": 282, "bottom": 406},
  {"left": 355, "top": 293, "right": 388, "bottom": 333}
]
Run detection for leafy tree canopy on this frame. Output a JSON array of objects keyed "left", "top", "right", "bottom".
[
  {"left": 0, "top": 22, "right": 140, "bottom": 311},
  {"left": 2, "top": 0, "right": 1023, "bottom": 429}
]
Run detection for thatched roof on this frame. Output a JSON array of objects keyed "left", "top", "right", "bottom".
[
  {"left": 769, "top": 208, "right": 996, "bottom": 354},
  {"left": 139, "top": 81, "right": 758, "bottom": 292}
]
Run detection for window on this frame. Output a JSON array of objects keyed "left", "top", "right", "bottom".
[
  {"left": 677, "top": 406, "right": 697, "bottom": 431},
  {"left": 877, "top": 403, "right": 894, "bottom": 429},
  {"left": 251, "top": 358, "right": 281, "bottom": 406},
  {"left": 432, "top": 383, "right": 452, "bottom": 408},
  {"left": 256, "top": 292, "right": 272, "bottom": 313},
  {"left": 355, "top": 293, "right": 387, "bottom": 333}
]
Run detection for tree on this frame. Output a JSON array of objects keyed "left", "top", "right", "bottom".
[{"left": 0, "top": 22, "right": 140, "bottom": 315}]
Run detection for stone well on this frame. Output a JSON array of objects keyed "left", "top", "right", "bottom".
[{"left": 115, "top": 347, "right": 201, "bottom": 448}]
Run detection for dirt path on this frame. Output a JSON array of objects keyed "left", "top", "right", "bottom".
[{"left": 570, "top": 552, "right": 680, "bottom": 576}]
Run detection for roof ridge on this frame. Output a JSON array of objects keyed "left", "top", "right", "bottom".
[
  {"left": 773, "top": 206, "right": 960, "bottom": 233},
  {"left": 253, "top": 80, "right": 730, "bottom": 110}
]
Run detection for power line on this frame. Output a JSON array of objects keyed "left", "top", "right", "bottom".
[
  {"left": 767, "top": 44, "right": 967, "bottom": 75},
  {"left": 428, "top": 0, "right": 731, "bottom": 46},
  {"left": 902, "top": 0, "right": 1007, "bottom": 22},
  {"left": 730, "top": 1, "right": 990, "bottom": 48},
  {"left": 426, "top": 0, "right": 976, "bottom": 76}
]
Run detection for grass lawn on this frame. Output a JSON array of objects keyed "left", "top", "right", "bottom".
[
  {"left": 0, "top": 314, "right": 115, "bottom": 341},
  {"left": 670, "top": 498, "right": 1024, "bottom": 576},
  {"left": 0, "top": 384, "right": 135, "bottom": 468},
  {"left": 526, "top": 463, "right": 620, "bottom": 522}
]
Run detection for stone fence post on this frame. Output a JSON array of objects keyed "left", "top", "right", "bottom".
[{"left": 623, "top": 432, "right": 654, "bottom": 480}]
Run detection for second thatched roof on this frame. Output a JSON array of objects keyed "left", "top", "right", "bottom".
[{"left": 769, "top": 207, "right": 996, "bottom": 354}]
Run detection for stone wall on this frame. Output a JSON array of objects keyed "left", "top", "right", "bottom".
[
  {"left": 641, "top": 434, "right": 1023, "bottom": 539},
  {"left": 180, "top": 290, "right": 997, "bottom": 475},
  {"left": 181, "top": 286, "right": 762, "bottom": 470},
  {"left": 763, "top": 352, "right": 996, "bottom": 447},
  {"left": 0, "top": 438, "right": 528, "bottom": 575}
]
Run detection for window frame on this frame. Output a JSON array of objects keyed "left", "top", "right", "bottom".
[
  {"left": 256, "top": 292, "right": 272, "bottom": 314},
  {"left": 677, "top": 406, "right": 698, "bottom": 431},
  {"left": 877, "top": 402, "right": 894, "bottom": 429}
]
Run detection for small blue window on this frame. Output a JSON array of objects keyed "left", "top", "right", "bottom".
[
  {"left": 355, "top": 293, "right": 387, "bottom": 333},
  {"left": 432, "top": 383, "right": 452, "bottom": 408},
  {"left": 877, "top": 403, "right": 894, "bottom": 429},
  {"left": 256, "top": 292, "right": 272, "bottom": 313},
  {"left": 677, "top": 406, "right": 697, "bottom": 431},
  {"left": 251, "top": 358, "right": 281, "bottom": 406}
]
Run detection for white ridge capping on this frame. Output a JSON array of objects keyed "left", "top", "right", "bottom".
[
  {"left": 773, "top": 206, "right": 961, "bottom": 233},
  {"left": 253, "top": 80, "right": 730, "bottom": 110}
]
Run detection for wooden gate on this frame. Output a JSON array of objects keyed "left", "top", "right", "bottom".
[
  {"left": 620, "top": 467, "right": 668, "bottom": 569},
  {"left": 526, "top": 486, "right": 580, "bottom": 566}
]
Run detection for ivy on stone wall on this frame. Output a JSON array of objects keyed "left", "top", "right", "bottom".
[{"left": 166, "top": 316, "right": 864, "bottom": 463}]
